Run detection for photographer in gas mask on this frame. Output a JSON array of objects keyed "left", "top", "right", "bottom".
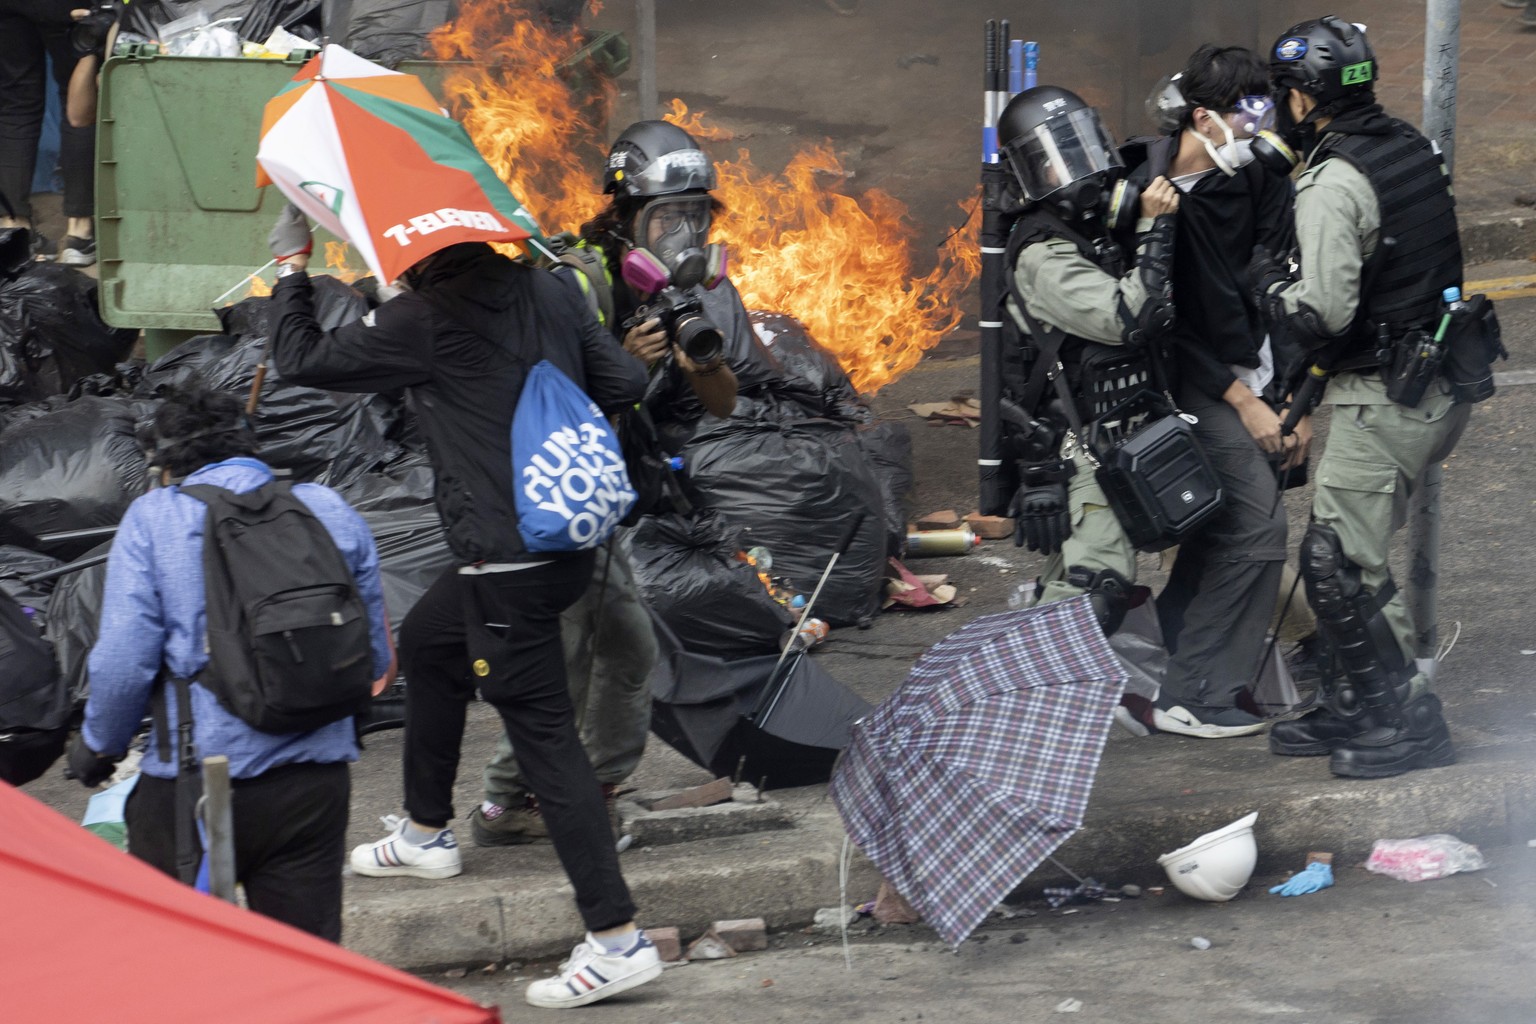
[{"left": 1120, "top": 44, "right": 1296, "bottom": 739}]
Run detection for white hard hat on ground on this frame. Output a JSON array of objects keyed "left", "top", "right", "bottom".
[{"left": 1157, "top": 811, "right": 1259, "bottom": 902}]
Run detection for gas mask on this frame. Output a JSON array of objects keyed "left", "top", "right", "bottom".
[
  {"left": 1195, "top": 95, "right": 1275, "bottom": 176},
  {"left": 622, "top": 195, "right": 728, "bottom": 295},
  {"left": 1053, "top": 174, "right": 1140, "bottom": 234},
  {"left": 1256, "top": 85, "right": 1323, "bottom": 173}
]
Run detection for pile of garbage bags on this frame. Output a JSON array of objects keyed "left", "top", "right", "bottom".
[
  {"left": 628, "top": 308, "right": 913, "bottom": 651},
  {"left": 0, "top": 252, "right": 912, "bottom": 758}
]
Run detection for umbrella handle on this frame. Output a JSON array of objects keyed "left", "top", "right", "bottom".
[{"left": 245, "top": 339, "right": 273, "bottom": 416}]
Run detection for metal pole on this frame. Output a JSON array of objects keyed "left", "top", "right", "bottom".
[
  {"left": 1410, "top": 0, "right": 1459, "bottom": 662},
  {"left": 201, "top": 755, "right": 238, "bottom": 904},
  {"left": 636, "top": 0, "right": 657, "bottom": 122}
]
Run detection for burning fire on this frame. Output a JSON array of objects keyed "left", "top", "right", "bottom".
[{"left": 433, "top": 0, "right": 979, "bottom": 393}]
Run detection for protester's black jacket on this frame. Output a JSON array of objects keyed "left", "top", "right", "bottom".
[
  {"left": 270, "top": 243, "right": 647, "bottom": 565},
  {"left": 1127, "top": 136, "right": 1296, "bottom": 402}
]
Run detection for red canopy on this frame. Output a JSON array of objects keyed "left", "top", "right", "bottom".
[{"left": 2, "top": 782, "right": 500, "bottom": 1024}]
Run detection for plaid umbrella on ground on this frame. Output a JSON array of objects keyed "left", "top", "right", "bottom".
[{"left": 829, "top": 596, "right": 1127, "bottom": 947}]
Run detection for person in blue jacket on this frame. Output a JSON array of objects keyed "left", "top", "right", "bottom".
[{"left": 68, "top": 386, "right": 393, "bottom": 942}]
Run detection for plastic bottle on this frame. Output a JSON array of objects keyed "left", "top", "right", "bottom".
[
  {"left": 904, "top": 527, "right": 982, "bottom": 558},
  {"left": 1006, "top": 581, "right": 1037, "bottom": 610},
  {"left": 1433, "top": 286, "right": 1464, "bottom": 344}
]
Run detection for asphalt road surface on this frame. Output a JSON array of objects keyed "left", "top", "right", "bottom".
[{"left": 441, "top": 840, "right": 1536, "bottom": 1024}]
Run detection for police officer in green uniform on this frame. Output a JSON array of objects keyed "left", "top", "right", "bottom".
[
  {"left": 994, "top": 87, "right": 1192, "bottom": 656},
  {"left": 1252, "top": 17, "right": 1469, "bottom": 778}
]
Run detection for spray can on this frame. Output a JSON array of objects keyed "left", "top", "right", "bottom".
[
  {"left": 784, "top": 617, "right": 830, "bottom": 652},
  {"left": 904, "top": 527, "right": 982, "bottom": 558}
]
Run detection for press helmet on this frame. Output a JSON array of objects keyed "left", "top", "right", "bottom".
[
  {"left": 603, "top": 120, "right": 717, "bottom": 198},
  {"left": 1269, "top": 16, "right": 1377, "bottom": 111},
  {"left": 997, "top": 86, "right": 1124, "bottom": 204}
]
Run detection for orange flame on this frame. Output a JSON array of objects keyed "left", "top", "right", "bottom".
[{"left": 433, "top": 0, "right": 978, "bottom": 393}]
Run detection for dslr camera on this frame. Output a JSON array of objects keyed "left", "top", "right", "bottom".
[{"left": 629, "top": 286, "right": 724, "bottom": 366}]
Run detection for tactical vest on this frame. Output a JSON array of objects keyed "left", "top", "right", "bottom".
[
  {"left": 1319, "top": 122, "right": 1462, "bottom": 336},
  {"left": 554, "top": 240, "right": 617, "bottom": 328},
  {"left": 1004, "top": 208, "right": 1157, "bottom": 427}
]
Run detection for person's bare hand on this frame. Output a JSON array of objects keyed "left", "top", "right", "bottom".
[
  {"left": 1281, "top": 412, "right": 1313, "bottom": 471},
  {"left": 1140, "top": 176, "right": 1180, "bottom": 219},
  {"left": 1236, "top": 395, "right": 1284, "bottom": 454},
  {"left": 623, "top": 318, "right": 669, "bottom": 367}
]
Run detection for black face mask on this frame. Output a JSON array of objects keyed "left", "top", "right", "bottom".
[{"left": 1271, "top": 86, "right": 1322, "bottom": 160}]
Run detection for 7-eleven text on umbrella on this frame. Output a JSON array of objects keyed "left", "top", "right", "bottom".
[{"left": 382, "top": 208, "right": 508, "bottom": 245}]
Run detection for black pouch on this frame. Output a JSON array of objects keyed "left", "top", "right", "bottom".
[
  {"left": 1089, "top": 394, "right": 1224, "bottom": 552},
  {"left": 1441, "top": 293, "right": 1506, "bottom": 404},
  {"left": 1382, "top": 328, "right": 1443, "bottom": 409}
]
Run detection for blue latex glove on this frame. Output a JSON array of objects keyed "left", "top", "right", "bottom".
[{"left": 1270, "top": 861, "right": 1334, "bottom": 897}]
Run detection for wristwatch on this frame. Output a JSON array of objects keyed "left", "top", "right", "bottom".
[{"left": 275, "top": 262, "right": 305, "bottom": 279}]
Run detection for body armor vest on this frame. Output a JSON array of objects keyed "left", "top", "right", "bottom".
[
  {"left": 1319, "top": 122, "right": 1462, "bottom": 337},
  {"left": 1005, "top": 208, "right": 1157, "bottom": 429}
]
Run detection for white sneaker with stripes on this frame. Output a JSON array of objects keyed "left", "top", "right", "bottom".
[
  {"left": 349, "top": 815, "right": 462, "bottom": 880},
  {"left": 525, "top": 931, "right": 663, "bottom": 1009}
]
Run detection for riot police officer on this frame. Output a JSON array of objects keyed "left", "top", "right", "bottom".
[
  {"left": 1253, "top": 17, "right": 1470, "bottom": 778},
  {"left": 996, "top": 87, "right": 1261, "bottom": 734}
]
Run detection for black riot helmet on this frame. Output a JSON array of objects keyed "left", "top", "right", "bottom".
[
  {"left": 997, "top": 86, "right": 1134, "bottom": 229},
  {"left": 1269, "top": 16, "right": 1377, "bottom": 111},
  {"left": 602, "top": 120, "right": 717, "bottom": 198}
]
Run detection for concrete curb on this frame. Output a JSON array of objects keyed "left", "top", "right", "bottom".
[
  {"left": 1459, "top": 210, "right": 1536, "bottom": 264},
  {"left": 339, "top": 736, "right": 1536, "bottom": 970}
]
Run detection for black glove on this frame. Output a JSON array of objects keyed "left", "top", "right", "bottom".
[
  {"left": 66, "top": 733, "right": 118, "bottom": 788},
  {"left": 1247, "top": 244, "right": 1290, "bottom": 299},
  {"left": 1008, "top": 460, "right": 1076, "bottom": 555}
]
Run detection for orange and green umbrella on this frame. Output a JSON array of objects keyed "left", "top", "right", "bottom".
[{"left": 256, "top": 45, "right": 546, "bottom": 284}]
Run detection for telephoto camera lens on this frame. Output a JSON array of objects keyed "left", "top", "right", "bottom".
[{"left": 675, "top": 314, "right": 724, "bottom": 366}]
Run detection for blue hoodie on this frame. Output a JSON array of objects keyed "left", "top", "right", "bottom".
[{"left": 81, "top": 458, "right": 392, "bottom": 780}]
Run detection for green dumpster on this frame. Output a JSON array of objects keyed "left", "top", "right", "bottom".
[{"left": 95, "top": 51, "right": 457, "bottom": 357}]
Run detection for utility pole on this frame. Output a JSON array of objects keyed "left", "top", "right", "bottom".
[
  {"left": 636, "top": 0, "right": 657, "bottom": 122},
  {"left": 1410, "top": 0, "right": 1460, "bottom": 666}
]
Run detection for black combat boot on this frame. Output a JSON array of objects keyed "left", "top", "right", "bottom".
[
  {"left": 1269, "top": 704, "right": 1357, "bottom": 755},
  {"left": 1329, "top": 693, "right": 1456, "bottom": 779}
]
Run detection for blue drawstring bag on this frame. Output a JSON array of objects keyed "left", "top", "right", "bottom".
[{"left": 512, "top": 360, "right": 637, "bottom": 551}]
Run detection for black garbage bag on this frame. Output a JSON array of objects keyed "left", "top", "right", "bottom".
[
  {"left": 325, "top": 0, "right": 454, "bottom": 65},
  {"left": 237, "top": 0, "right": 322, "bottom": 42},
  {"left": 340, "top": 450, "right": 435, "bottom": 512},
  {"left": 0, "top": 546, "right": 64, "bottom": 630},
  {"left": 358, "top": 504, "right": 453, "bottom": 638},
  {"left": 628, "top": 509, "right": 795, "bottom": 659},
  {"left": 0, "top": 590, "right": 72, "bottom": 786},
  {"left": 137, "top": 334, "right": 238, "bottom": 395},
  {"left": 856, "top": 418, "right": 915, "bottom": 558},
  {"left": 747, "top": 310, "right": 865, "bottom": 423},
  {"left": 43, "top": 543, "right": 109, "bottom": 709},
  {"left": 0, "top": 397, "right": 150, "bottom": 557},
  {"left": 0, "top": 263, "right": 138, "bottom": 407},
  {"left": 681, "top": 413, "right": 886, "bottom": 627}
]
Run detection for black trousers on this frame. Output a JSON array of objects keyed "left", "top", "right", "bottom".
[
  {"left": 399, "top": 557, "right": 637, "bottom": 933},
  {"left": 1157, "top": 387, "right": 1288, "bottom": 711},
  {"left": 0, "top": 0, "right": 95, "bottom": 220},
  {"left": 125, "top": 761, "right": 350, "bottom": 942}
]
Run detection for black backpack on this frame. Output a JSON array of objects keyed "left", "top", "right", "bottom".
[
  {"left": 0, "top": 590, "right": 71, "bottom": 785},
  {"left": 179, "top": 482, "right": 373, "bottom": 734}
]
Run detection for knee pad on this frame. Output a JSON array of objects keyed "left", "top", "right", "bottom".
[
  {"left": 1298, "top": 523, "right": 1409, "bottom": 714},
  {"left": 1067, "top": 564, "right": 1133, "bottom": 636}
]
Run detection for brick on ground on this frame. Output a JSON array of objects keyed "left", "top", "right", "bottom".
[
  {"left": 647, "top": 777, "right": 733, "bottom": 811},
  {"left": 914, "top": 509, "right": 962, "bottom": 531},
  {"left": 711, "top": 918, "right": 768, "bottom": 952},
  {"left": 964, "top": 512, "right": 1014, "bottom": 540},
  {"left": 643, "top": 927, "right": 682, "bottom": 962}
]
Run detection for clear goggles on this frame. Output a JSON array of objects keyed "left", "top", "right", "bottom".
[{"left": 1225, "top": 95, "right": 1276, "bottom": 136}]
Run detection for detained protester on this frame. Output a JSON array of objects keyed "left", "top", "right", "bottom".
[
  {"left": 473, "top": 120, "right": 738, "bottom": 847},
  {"left": 994, "top": 86, "right": 1180, "bottom": 640},
  {"left": 1122, "top": 45, "right": 1296, "bottom": 739},
  {"left": 266, "top": 214, "right": 665, "bottom": 1008},
  {"left": 68, "top": 386, "right": 393, "bottom": 941},
  {"left": 1252, "top": 17, "right": 1496, "bottom": 777}
]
